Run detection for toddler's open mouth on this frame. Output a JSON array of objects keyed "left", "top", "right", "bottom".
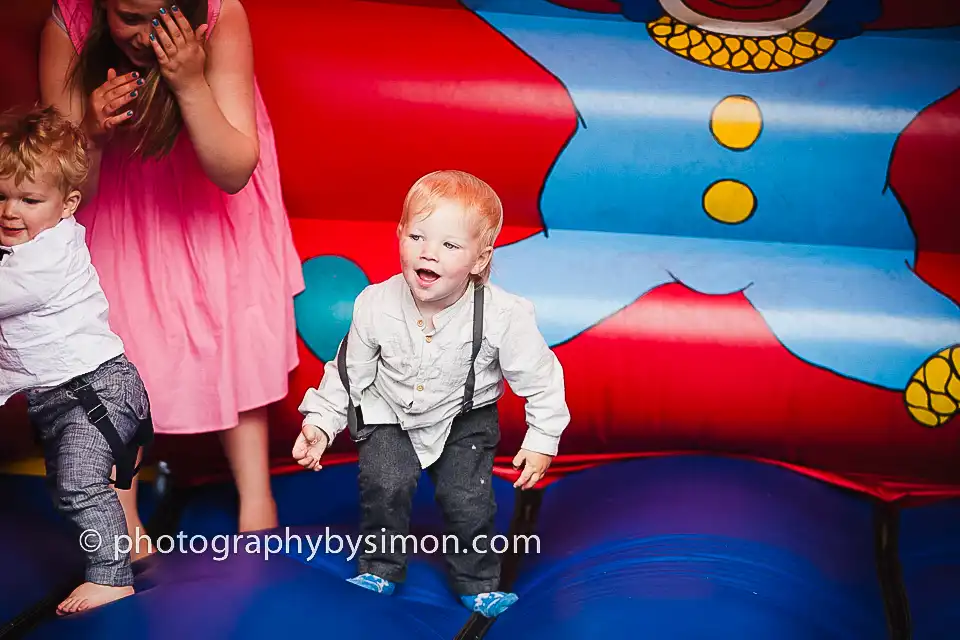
[{"left": 416, "top": 268, "right": 440, "bottom": 285}]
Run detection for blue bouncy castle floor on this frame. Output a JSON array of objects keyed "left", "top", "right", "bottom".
[
  {"left": 484, "top": 456, "right": 887, "bottom": 639},
  {"left": 0, "top": 474, "right": 85, "bottom": 628},
  {"left": 2, "top": 455, "right": 959, "bottom": 639},
  {"left": 899, "top": 498, "right": 960, "bottom": 640}
]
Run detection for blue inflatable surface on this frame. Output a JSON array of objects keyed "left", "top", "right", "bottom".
[
  {"left": 485, "top": 456, "right": 888, "bottom": 639},
  {"left": 19, "top": 465, "right": 517, "bottom": 639},
  {"left": 0, "top": 456, "right": 883, "bottom": 638},
  {"left": 6, "top": 456, "right": 960, "bottom": 639},
  {"left": 0, "top": 474, "right": 85, "bottom": 626},
  {"left": 0, "top": 471, "right": 162, "bottom": 631},
  {"left": 900, "top": 499, "right": 960, "bottom": 640}
]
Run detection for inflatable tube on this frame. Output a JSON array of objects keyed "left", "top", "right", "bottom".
[
  {"left": 9, "top": 455, "right": 959, "bottom": 639},
  {"left": 900, "top": 499, "right": 960, "bottom": 639},
  {"left": 486, "top": 456, "right": 888, "bottom": 639}
]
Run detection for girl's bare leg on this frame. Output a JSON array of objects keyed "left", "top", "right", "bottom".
[{"left": 219, "top": 406, "right": 278, "bottom": 532}]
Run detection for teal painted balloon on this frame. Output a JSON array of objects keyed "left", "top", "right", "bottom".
[{"left": 294, "top": 255, "right": 370, "bottom": 362}]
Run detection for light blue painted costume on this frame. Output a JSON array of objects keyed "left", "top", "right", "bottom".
[{"left": 463, "top": 0, "right": 960, "bottom": 395}]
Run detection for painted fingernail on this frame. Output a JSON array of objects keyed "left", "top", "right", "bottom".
[
  {"left": 127, "top": 110, "right": 133, "bottom": 116},
  {"left": 131, "top": 71, "right": 138, "bottom": 78},
  {"left": 172, "top": 5, "right": 179, "bottom": 11},
  {"left": 137, "top": 78, "right": 144, "bottom": 85},
  {"left": 130, "top": 90, "right": 137, "bottom": 97},
  {"left": 152, "top": 18, "right": 159, "bottom": 26},
  {"left": 150, "top": 33, "right": 155, "bottom": 40},
  {"left": 159, "top": 8, "right": 166, "bottom": 14}
]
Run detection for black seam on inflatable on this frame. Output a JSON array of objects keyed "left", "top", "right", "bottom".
[
  {"left": 453, "top": 487, "right": 544, "bottom": 640},
  {"left": 0, "top": 570, "right": 84, "bottom": 639},
  {"left": 874, "top": 500, "right": 912, "bottom": 640}
]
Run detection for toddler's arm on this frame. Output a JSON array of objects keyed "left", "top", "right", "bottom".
[
  {"left": 297, "top": 288, "right": 380, "bottom": 447},
  {"left": 498, "top": 298, "right": 571, "bottom": 456}
]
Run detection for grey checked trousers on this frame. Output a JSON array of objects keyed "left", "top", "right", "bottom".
[
  {"left": 25, "top": 354, "right": 150, "bottom": 587},
  {"left": 356, "top": 402, "right": 502, "bottom": 595}
]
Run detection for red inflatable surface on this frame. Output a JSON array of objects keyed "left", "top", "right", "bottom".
[{"left": 1, "top": 0, "right": 959, "bottom": 504}]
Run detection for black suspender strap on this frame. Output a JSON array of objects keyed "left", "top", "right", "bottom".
[
  {"left": 461, "top": 282, "right": 484, "bottom": 413},
  {"left": 337, "top": 328, "right": 368, "bottom": 443},
  {"left": 65, "top": 377, "right": 153, "bottom": 490},
  {"left": 337, "top": 282, "right": 485, "bottom": 443}
]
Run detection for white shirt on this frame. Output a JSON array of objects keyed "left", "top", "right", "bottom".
[
  {"left": 299, "top": 274, "right": 570, "bottom": 468},
  {"left": 0, "top": 217, "right": 125, "bottom": 405}
]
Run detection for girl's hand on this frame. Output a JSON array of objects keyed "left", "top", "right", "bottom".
[
  {"left": 83, "top": 68, "right": 140, "bottom": 144},
  {"left": 150, "top": 6, "right": 209, "bottom": 96}
]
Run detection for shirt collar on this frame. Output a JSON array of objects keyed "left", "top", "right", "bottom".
[
  {"left": 0, "top": 218, "right": 76, "bottom": 259},
  {"left": 397, "top": 276, "right": 475, "bottom": 331},
  {"left": 432, "top": 279, "right": 474, "bottom": 330}
]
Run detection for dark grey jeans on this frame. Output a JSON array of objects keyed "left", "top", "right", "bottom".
[
  {"left": 25, "top": 354, "right": 150, "bottom": 587},
  {"left": 357, "top": 402, "right": 501, "bottom": 595}
]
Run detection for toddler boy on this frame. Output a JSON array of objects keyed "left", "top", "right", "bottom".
[
  {"left": 293, "top": 169, "right": 570, "bottom": 617},
  {"left": 0, "top": 105, "right": 153, "bottom": 615}
]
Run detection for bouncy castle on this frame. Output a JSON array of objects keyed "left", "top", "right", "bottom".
[{"left": 1, "top": 0, "right": 959, "bottom": 637}]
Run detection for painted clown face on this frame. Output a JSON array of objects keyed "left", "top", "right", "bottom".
[
  {"left": 657, "top": 0, "right": 831, "bottom": 36},
  {"left": 645, "top": 0, "right": 840, "bottom": 71}
]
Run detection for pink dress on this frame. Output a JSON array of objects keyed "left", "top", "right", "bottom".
[{"left": 55, "top": 0, "right": 305, "bottom": 434}]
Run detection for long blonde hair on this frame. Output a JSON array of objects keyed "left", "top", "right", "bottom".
[{"left": 67, "top": 0, "right": 208, "bottom": 158}]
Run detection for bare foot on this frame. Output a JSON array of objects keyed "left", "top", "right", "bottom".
[
  {"left": 57, "top": 582, "right": 134, "bottom": 616},
  {"left": 238, "top": 497, "right": 278, "bottom": 532}
]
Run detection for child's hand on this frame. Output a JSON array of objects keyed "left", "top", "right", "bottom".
[
  {"left": 149, "top": 7, "right": 209, "bottom": 96},
  {"left": 292, "top": 424, "right": 329, "bottom": 472},
  {"left": 512, "top": 449, "right": 552, "bottom": 489}
]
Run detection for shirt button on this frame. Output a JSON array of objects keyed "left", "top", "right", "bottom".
[
  {"left": 425, "top": 336, "right": 432, "bottom": 343},
  {"left": 416, "top": 384, "right": 424, "bottom": 391},
  {"left": 417, "top": 320, "right": 423, "bottom": 327}
]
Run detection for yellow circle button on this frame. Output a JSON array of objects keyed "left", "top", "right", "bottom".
[
  {"left": 703, "top": 179, "right": 756, "bottom": 224},
  {"left": 710, "top": 95, "right": 762, "bottom": 150}
]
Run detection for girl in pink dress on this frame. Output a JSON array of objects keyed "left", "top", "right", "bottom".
[{"left": 39, "top": 0, "right": 303, "bottom": 564}]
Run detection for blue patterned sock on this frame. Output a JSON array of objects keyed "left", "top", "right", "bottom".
[
  {"left": 460, "top": 591, "right": 519, "bottom": 617},
  {"left": 347, "top": 573, "right": 395, "bottom": 595}
]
